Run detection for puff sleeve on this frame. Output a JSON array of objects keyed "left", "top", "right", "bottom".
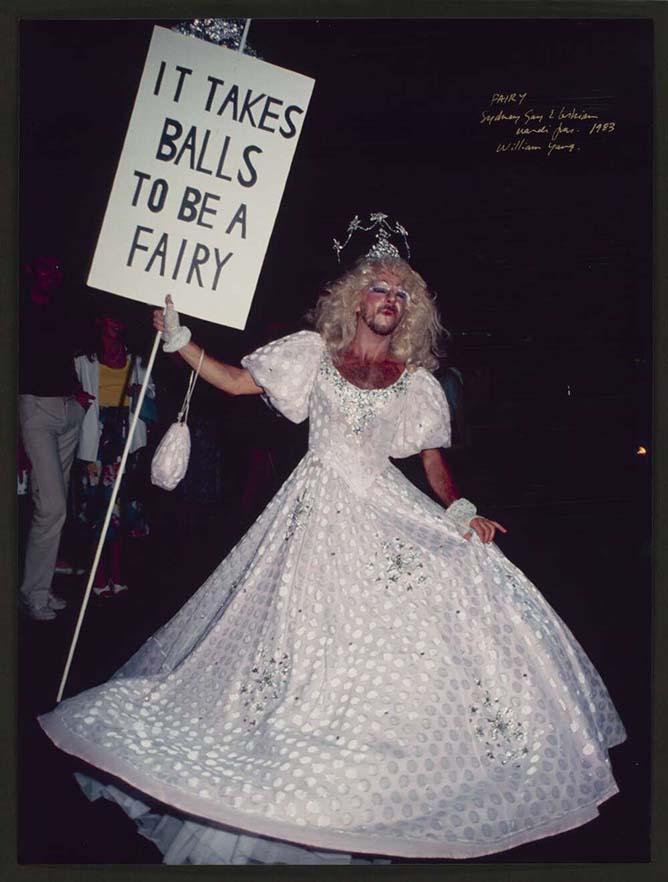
[
  {"left": 241, "top": 330, "right": 324, "bottom": 424},
  {"left": 390, "top": 368, "right": 451, "bottom": 458}
]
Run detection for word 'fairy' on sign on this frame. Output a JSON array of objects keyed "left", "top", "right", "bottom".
[{"left": 88, "top": 26, "right": 314, "bottom": 330}]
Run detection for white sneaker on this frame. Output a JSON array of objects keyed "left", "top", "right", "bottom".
[
  {"left": 110, "top": 582, "right": 129, "bottom": 595},
  {"left": 47, "top": 593, "right": 67, "bottom": 611},
  {"left": 93, "top": 583, "right": 112, "bottom": 597},
  {"left": 22, "top": 599, "right": 56, "bottom": 621}
]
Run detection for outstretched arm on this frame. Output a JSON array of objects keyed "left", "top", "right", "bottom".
[
  {"left": 153, "top": 296, "right": 263, "bottom": 397},
  {"left": 168, "top": 338, "right": 263, "bottom": 396},
  {"left": 419, "top": 447, "right": 507, "bottom": 544}
]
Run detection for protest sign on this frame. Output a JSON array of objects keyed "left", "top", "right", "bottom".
[{"left": 88, "top": 26, "right": 314, "bottom": 329}]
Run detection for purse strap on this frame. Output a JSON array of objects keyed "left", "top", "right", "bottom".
[{"left": 178, "top": 348, "right": 205, "bottom": 425}]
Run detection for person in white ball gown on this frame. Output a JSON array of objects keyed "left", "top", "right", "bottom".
[{"left": 39, "top": 216, "right": 626, "bottom": 864}]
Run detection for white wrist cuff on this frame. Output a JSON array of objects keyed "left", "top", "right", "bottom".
[
  {"left": 163, "top": 326, "right": 192, "bottom": 352},
  {"left": 446, "top": 497, "right": 477, "bottom": 535}
]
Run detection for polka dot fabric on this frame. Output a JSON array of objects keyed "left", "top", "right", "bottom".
[
  {"left": 39, "top": 331, "right": 626, "bottom": 862},
  {"left": 241, "top": 330, "right": 323, "bottom": 424}
]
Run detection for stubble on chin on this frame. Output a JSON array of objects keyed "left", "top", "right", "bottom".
[{"left": 362, "top": 309, "right": 400, "bottom": 337}]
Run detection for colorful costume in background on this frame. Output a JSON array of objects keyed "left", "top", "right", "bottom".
[{"left": 73, "top": 354, "right": 154, "bottom": 550}]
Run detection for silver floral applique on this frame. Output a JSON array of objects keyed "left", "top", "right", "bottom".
[
  {"left": 320, "top": 354, "right": 410, "bottom": 435},
  {"left": 284, "top": 492, "right": 311, "bottom": 541},
  {"left": 240, "top": 651, "right": 290, "bottom": 727},
  {"left": 367, "top": 537, "right": 427, "bottom": 592},
  {"left": 469, "top": 680, "right": 529, "bottom": 766}
]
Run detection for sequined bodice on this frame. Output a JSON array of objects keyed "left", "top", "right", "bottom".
[
  {"left": 308, "top": 352, "right": 412, "bottom": 493},
  {"left": 239, "top": 330, "right": 451, "bottom": 491}
]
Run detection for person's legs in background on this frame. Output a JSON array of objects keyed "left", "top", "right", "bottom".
[{"left": 19, "top": 395, "right": 83, "bottom": 619}]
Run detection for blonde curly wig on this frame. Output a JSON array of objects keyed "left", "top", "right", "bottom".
[{"left": 307, "top": 257, "right": 445, "bottom": 372}]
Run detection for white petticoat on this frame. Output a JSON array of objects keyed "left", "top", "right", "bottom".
[{"left": 75, "top": 774, "right": 389, "bottom": 864}]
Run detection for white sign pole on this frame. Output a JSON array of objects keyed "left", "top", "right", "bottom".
[
  {"left": 239, "top": 18, "right": 251, "bottom": 53},
  {"left": 57, "top": 21, "right": 260, "bottom": 704},
  {"left": 56, "top": 330, "right": 162, "bottom": 703}
]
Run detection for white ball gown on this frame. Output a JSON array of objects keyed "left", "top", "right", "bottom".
[{"left": 39, "top": 330, "right": 626, "bottom": 864}]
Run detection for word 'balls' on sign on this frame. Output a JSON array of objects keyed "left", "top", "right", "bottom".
[{"left": 88, "top": 26, "right": 314, "bottom": 330}]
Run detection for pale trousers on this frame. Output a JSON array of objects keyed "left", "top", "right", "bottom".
[{"left": 19, "top": 395, "right": 84, "bottom": 608}]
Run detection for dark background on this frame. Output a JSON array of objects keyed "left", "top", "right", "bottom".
[{"left": 17, "top": 17, "right": 652, "bottom": 865}]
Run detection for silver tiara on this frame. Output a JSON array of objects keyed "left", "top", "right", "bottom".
[
  {"left": 172, "top": 18, "right": 258, "bottom": 55},
  {"left": 333, "top": 212, "right": 410, "bottom": 263}
]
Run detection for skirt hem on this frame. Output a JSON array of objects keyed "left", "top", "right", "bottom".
[{"left": 38, "top": 712, "right": 624, "bottom": 861}]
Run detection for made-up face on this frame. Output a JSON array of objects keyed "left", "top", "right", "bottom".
[{"left": 356, "top": 271, "right": 411, "bottom": 337}]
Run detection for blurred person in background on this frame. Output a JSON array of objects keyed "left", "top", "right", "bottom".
[
  {"left": 72, "top": 302, "right": 156, "bottom": 597},
  {"left": 18, "top": 253, "right": 92, "bottom": 621}
]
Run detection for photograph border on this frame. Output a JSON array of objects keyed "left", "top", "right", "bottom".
[{"left": 2, "top": 1, "right": 665, "bottom": 880}]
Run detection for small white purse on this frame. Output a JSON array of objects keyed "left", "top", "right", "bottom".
[{"left": 151, "top": 349, "right": 204, "bottom": 491}]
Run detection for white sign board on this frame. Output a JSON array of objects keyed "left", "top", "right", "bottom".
[{"left": 88, "top": 26, "right": 314, "bottom": 330}]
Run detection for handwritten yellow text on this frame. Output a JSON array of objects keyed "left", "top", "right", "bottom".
[
  {"left": 481, "top": 92, "right": 616, "bottom": 158},
  {"left": 491, "top": 92, "right": 528, "bottom": 105},
  {"left": 481, "top": 110, "right": 521, "bottom": 125}
]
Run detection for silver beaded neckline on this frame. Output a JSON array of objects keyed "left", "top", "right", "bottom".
[{"left": 319, "top": 351, "right": 410, "bottom": 434}]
